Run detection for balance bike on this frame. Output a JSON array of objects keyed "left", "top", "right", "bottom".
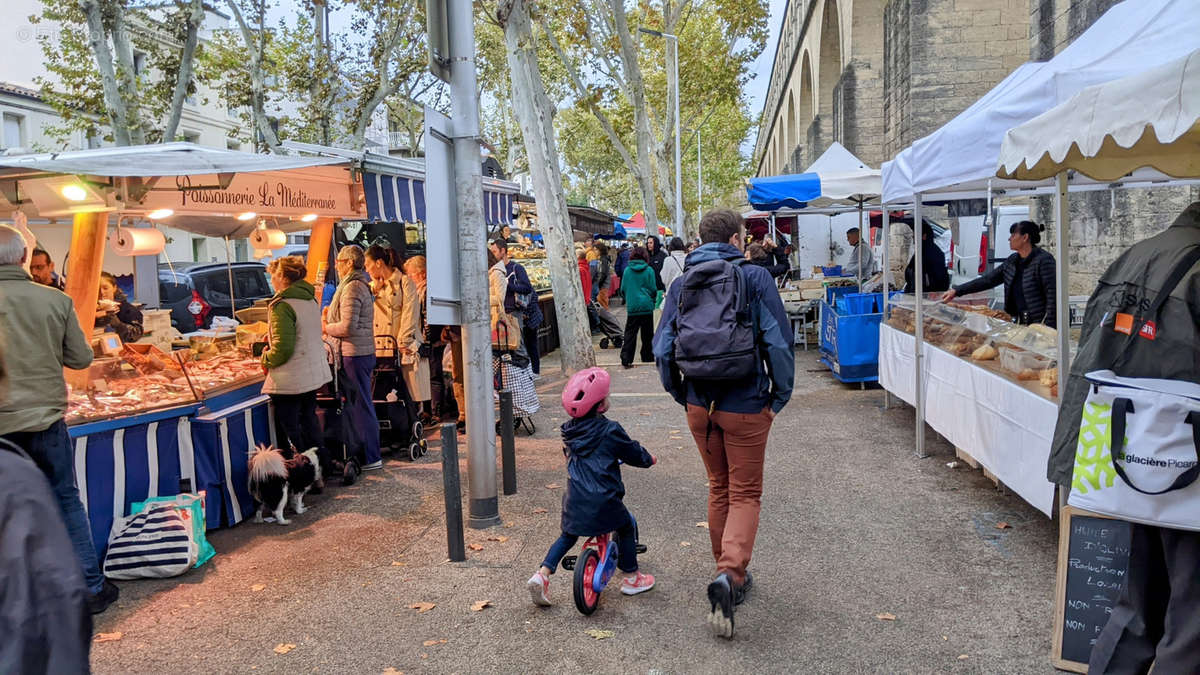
[{"left": 560, "top": 521, "right": 647, "bottom": 615}]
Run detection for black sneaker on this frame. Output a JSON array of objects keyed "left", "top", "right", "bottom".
[
  {"left": 88, "top": 580, "right": 120, "bottom": 615},
  {"left": 735, "top": 571, "right": 753, "bottom": 605},
  {"left": 706, "top": 573, "right": 735, "bottom": 639}
]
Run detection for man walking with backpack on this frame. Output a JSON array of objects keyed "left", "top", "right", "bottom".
[{"left": 653, "top": 209, "right": 794, "bottom": 639}]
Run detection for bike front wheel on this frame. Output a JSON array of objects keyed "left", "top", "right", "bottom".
[{"left": 572, "top": 548, "right": 601, "bottom": 615}]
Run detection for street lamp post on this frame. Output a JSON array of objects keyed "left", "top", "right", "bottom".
[{"left": 638, "top": 28, "right": 683, "bottom": 238}]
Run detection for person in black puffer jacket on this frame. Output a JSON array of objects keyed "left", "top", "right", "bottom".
[{"left": 942, "top": 220, "right": 1057, "bottom": 327}]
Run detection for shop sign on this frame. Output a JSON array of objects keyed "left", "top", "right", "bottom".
[{"left": 137, "top": 172, "right": 358, "bottom": 218}]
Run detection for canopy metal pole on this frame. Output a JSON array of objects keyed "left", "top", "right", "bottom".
[
  {"left": 857, "top": 201, "right": 864, "bottom": 292},
  {"left": 914, "top": 195, "right": 927, "bottom": 459},
  {"left": 882, "top": 207, "right": 891, "bottom": 410},
  {"left": 769, "top": 212, "right": 777, "bottom": 242},
  {"left": 224, "top": 235, "right": 237, "bottom": 320},
  {"left": 1054, "top": 172, "right": 1071, "bottom": 396}
]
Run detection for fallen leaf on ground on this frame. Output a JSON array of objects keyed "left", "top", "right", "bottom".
[
  {"left": 696, "top": 521, "right": 709, "bottom": 529},
  {"left": 251, "top": 583, "right": 266, "bottom": 592},
  {"left": 957, "top": 654, "right": 970, "bottom": 660},
  {"left": 391, "top": 561, "right": 407, "bottom": 566},
  {"left": 942, "top": 635, "right": 948, "bottom": 641},
  {"left": 680, "top": 541, "right": 692, "bottom": 547},
  {"left": 470, "top": 600, "right": 493, "bottom": 611},
  {"left": 487, "top": 535, "right": 510, "bottom": 543},
  {"left": 93, "top": 632, "right": 123, "bottom": 643},
  {"left": 408, "top": 602, "right": 436, "bottom": 613},
  {"left": 875, "top": 613, "right": 897, "bottom": 621},
  {"left": 334, "top": 494, "right": 358, "bottom": 500},
  {"left": 504, "top": 522, "right": 514, "bottom": 528},
  {"left": 420, "top": 653, "right": 428, "bottom": 658},
  {"left": 585, "top": 629, "right": 615, "bottom": 640},
  {"left": 532, "top": 507, "right": 548, "bottom": 514},
  {"left": 273, "top": 643, "right": 296, "bottom": 654},
  {"left": 468, "top": 543, "right": 484, "bottom": 551},
  {"left": 422, "top": 639, "right": 448, "bottom": 647},
  {"left": 383, "top": 668, "right": 404, "bottom": 675},
  {"left": 995, "top": 522, "right": 1012, "bottom": 530},
  {"left": 544, "top": 483, "right": 562, "bottom": 489}
]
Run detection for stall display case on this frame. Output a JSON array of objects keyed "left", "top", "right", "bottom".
[
  {"left": 66, "top": 339, "right": 264, "bottom": 426},
  {"left": 884, "top": 293, "right": 1066, "bottom": 399},
  {"left": 519, "top": 256, "right": 553, "bottom": 293}
]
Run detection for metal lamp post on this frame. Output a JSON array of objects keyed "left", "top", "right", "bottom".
[{"left": 638, "top": 28, "right": 682, "bottom": 237}]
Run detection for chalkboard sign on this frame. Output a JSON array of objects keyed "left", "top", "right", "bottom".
[{"left": 1052, "top": 506, "right": 1133, "bottom": 672}]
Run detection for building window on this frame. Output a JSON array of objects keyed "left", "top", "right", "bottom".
[
  {"left": 3, "top": 113, "right": 26, "bottom": 149},
  {"left": 182, "top": 131, "right": 200, "bottom": 144},
  {"left": 133, "top": 51, "right": 147, "bottom": 76},
  {"left": 226, "top": 139, "right": 241, "bottom": 151},
  {"left": 86, "top": 132, "right": 102, "bottom": 149},
  {"left": 192, "top": 238, "right": 205, "bottom": 262}
]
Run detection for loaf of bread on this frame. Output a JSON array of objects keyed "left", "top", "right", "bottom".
[{"left": 971, "top": 344, "right": 998, "bottom": 361}]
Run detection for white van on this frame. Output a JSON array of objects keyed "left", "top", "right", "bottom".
[{"left": 951, "top": 205, "right": 1029, "bottom": 288}]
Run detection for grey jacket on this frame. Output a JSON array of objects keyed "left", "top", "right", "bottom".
[
  {"left": 324, "top": 269, "right": 376, "bottom": 357},
  {"left": 0, "top": 266, "right": 93, "bottom": 434},
  {"left": 1048, "top": 201, "right": 1200, "bottom": 486}
]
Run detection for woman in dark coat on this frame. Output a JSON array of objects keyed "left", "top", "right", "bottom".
[
  {"left": 96, "top": 271, "right": 144, "bottom": 343},
  {"left": 942, "top": 220, "right": 1057, "bottom": 326},
  {"left": 903, "top": 224, "right": 952, "bottom": 294}
]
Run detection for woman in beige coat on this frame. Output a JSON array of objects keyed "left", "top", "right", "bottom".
[{"left": 365, "top": 245, "right": 429, "bottom": 411}]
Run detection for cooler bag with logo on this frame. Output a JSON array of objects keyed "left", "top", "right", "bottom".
[{"left": 1068, "top": 369, "right": 1200, "bottom": 531}]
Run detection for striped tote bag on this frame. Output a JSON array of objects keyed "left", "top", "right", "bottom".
[{"left": 103, "top": 503, "right": 198, "bottom": 579}]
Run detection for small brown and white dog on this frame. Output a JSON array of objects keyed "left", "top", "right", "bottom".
[{"left": 248, "top": 444, "right": 322, "bottom": 525}]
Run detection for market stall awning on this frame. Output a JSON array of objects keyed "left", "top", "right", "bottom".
[
  {"left": 484, "top": 189, "right": 514, "bottom": 226},
  {"left": 363, "top": 171, "right": 426, "bottom": 223},
  {"left": 881, "top": 0, "right": 1200, "bottom": 203},
  {"left": 748, "top": 143, "right": 880, "bottom": 211},
  {"left": 997, "top": 48, "right": 1200, "bottom": 182},
  {"left": 0, "top": 142, "right": 348, "bottom": 179}
]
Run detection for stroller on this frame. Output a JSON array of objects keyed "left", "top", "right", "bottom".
[
  {"left": 492, "top": 318, "right": 539, "bottom": 436},
  {"left": 590, "top": 301, "right": 624, "bottom": 349},
  {"left": 373, "top": 335, "right": 428, "bottom": 462},
  {"left": 315, "top": 340, "right": 363, "bottom": 486}
]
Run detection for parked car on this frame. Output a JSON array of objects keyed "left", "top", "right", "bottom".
[{"left": 158, "top": 262, "right": 274, "bottom": 332}]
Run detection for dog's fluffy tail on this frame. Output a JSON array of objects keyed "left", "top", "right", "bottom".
[{"left": 248, "top": 444, "right": 287, "bottom": 482}]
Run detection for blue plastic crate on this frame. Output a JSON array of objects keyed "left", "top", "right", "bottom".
[
  {"left": 837, "top": 292, "right": 881, "bottom": 315},
  {"left": 821, "top": 265, "right": 843, "bottom": 277},
  {"left": 825, "top": 284, "right": 858, "bottom": 305}
]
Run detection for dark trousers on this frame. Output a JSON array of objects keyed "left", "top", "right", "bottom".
[
  {"left": 540, "top": 521, "right": 639, "bottom": 574},
  {"left": 1089, "top": 524, "right": 1200, "bottom": 674},
  {"left": 429, "top": 344, "right": 451, "bottom": 418},
  {"left": 523, "top": 324, "right": 541, "bottom": 374},
  {"left": 270, "top": 391, "right": 323, "bottom": 453},
  {"left": 620, "top": 313, "right": 654, "bottom": 366},
  {"left": 341, "top": 354, "right": 381, "bottom": 465},
  {"left": 3, "top": 420, "right": 105, "bottom": 594}
]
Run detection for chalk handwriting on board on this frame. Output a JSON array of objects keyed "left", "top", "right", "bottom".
[{"left": 1059, "top": 515, "right": 1132, "bottom": 666}]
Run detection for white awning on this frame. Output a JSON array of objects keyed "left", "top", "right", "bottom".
[
  {"left": 997, "top": 48, "right": 1200, "bottom": 182},
  {"left": 881, "top": 0, "right": 1200, "bottom": 203},
  {"left": 0, "top": 142, "right": 349, "bottom": 178}
]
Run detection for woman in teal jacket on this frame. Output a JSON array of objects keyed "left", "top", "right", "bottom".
[{"left": 620, "top": 246, "right": 662, "bottom": 368}]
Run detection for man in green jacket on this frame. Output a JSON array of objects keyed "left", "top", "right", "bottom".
[
  {"left": 0, "top": 225, "right": 118, "bottom": 614},
  {"left": 620, "top": 246, "right": 662, "bottom": 368}
]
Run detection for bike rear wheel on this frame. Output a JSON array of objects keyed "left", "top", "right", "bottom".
[{"left": 572, "top": 548, "right": 601, "bottom": 615}]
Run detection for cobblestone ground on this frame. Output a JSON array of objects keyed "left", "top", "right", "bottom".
[{"left": 91, "top": 324, "right": 1059, "bottom": 674}]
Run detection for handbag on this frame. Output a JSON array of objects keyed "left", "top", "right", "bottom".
[
  {"left": 1067, "top": 246, "right": 1200, "bottom": 531},
  {"left": 103, "top": 503, "right": 200, "bottom": 579},
  {"left": 491, "top": 311, "right": 521, "bottom": 351}
]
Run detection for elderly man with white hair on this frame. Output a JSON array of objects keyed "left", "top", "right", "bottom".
[{"left": 0, "top": 224, "right": 118, "bottom": 614}]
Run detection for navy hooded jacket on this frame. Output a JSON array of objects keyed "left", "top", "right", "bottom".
[
  {"left": 652, "top": 242, "right": 795, "bottom": 414},
  {"left": 559, "top": 415, "right": 654, "bottom": 537}
]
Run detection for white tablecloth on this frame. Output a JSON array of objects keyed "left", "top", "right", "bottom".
[{"left": 879, "top": 323, "right": 1057, "bottom": 516}]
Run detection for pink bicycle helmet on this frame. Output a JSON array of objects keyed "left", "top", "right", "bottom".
[{"left": 561, "top": 367, "right": 611, "bottom": 418}]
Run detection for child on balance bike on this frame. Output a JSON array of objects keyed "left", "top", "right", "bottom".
[{"left": 527, "top": 367, "right": 656, "bottom": 606}]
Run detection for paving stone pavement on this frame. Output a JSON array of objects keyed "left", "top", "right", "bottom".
[{"left": 90, "top": 330, "right": 1060, "bottom": 674}]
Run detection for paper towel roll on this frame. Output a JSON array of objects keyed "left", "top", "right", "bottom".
[
  {"left": 250, "top": 228, "right": 287, "bottom": 250},
  {"left": 109, "top": 227, "right": 165, "bottom": 256}
]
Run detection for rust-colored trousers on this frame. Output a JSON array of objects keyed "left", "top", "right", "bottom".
[
  {"left": 597, "top": 287, "right": 611, "bottom": 309},
  {"left": 686, "top": 404, "right": 773, "bottom": 586}
]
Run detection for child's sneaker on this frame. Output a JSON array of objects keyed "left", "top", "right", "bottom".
[
  {"left": 620, "top": 571, "right": 655, "bottom": 595},
  {"left": 527, "top": 571, "right": 552, "bottom": 606}
]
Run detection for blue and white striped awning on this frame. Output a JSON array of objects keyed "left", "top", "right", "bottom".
[
  {"left": 364, "top": 171, "right": 427, "bottom": 223},
  {"left": 364, "top": 171, "right": 515, "bottom": 226},
  {"left": 484, "top": 190, "right": 515, "bottom": 226}
]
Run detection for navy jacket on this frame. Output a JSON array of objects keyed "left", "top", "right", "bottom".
[
  {"left": 502, "top": 260, "right": 534, "bottom": 314},
  {"left": 559, "top": 416, "right": 654, "bottom": 537},
  {"left": 653, "top": 243, "right": 795, "bottom": 414}
]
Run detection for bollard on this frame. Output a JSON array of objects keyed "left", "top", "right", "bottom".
[
  {"left": 441, "top": 422, "right": 466, "bottom": 562},
  {"left": 499, "top": 390, "right": 516, "bottom": 496}
]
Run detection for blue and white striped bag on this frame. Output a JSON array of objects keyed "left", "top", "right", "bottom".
[{"left": 102, "top": 504, "right": 198, "bottom": 579}]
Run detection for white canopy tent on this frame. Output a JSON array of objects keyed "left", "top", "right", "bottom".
[{"left": 878, "top": 0, "right": 1200, "bottom": 467}]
